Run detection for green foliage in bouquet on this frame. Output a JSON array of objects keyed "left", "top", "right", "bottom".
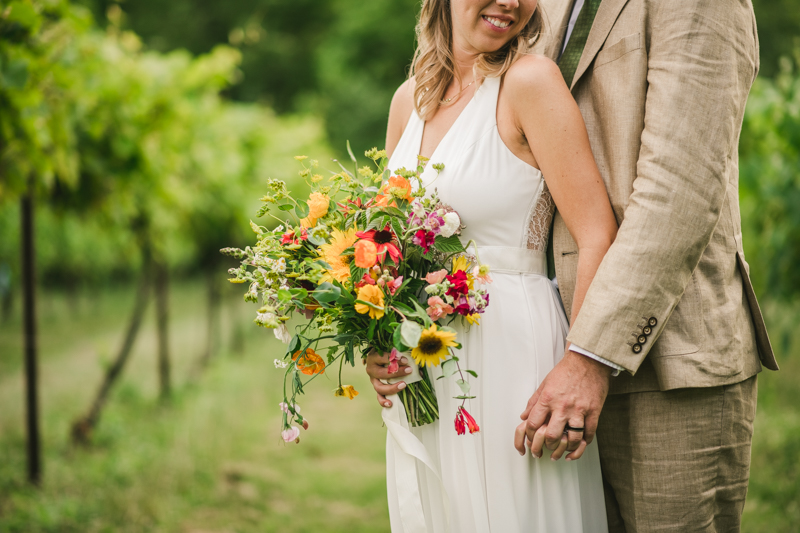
[{"left": 224, "top": 147, "right": 492, "bottom": 442}]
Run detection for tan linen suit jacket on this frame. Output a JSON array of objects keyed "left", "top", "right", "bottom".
[{"left": 533, "top": 0, "right": 779, "bottom": 394}]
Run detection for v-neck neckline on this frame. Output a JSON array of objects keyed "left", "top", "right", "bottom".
[{"left": 417, "top": 81, "right": 484, "bottom": 163}]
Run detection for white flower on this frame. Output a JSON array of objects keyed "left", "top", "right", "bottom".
[
  {"left": 273, "top": 322, "right": 291, "bottom": 343},
  {"left": 274, "top": 359, "right": 289, "bottom": 368},
  {"left": 255, "top": 311, "right": 278, "bottom": 327},
  {"left": 440, "top": 212, "right": 461, "bottom": 237},
  {"left": 411, "top": 199, "right": 426, "bottom": 218},
  {"left": 272, "top": 258, "right": 287, "bottom": 273}
]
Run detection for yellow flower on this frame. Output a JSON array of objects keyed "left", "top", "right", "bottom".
[
  {"left": 319, "top": 228, "right": 358, "bottom": 283},
  {"left": 355, "top": 285, "right": 385, "bottom": 319},
  {"left": 334, "top": 385, "right": 359, "bottom": 399},
  {"left": 452, "top": 255, "right": 469, "bottom": 273},
  {"left": 411, "top": 324, "right": 458, "bottom": 367},
  {"left": 465, "top": 313, "right": 481, "bottom": 326},
  {"left": 301, "top": 192, "right": 330, "bottom": 228}
]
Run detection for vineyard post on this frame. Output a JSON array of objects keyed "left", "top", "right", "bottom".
[{"left": 20, "top": 175, "right": 42, "bottom": 485}]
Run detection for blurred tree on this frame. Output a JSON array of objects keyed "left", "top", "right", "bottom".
[
  {"left": 752, "top": 0, "right": 800, "bottom": 78},
  {"left": 0, "top": 0, "right": 92, "bottom": 485},
  {"left": 740, "top": 51, "right": 800, "bottom": 302},
  {"left": 76, "top": 0, "right": 419, "bottom": 150}
]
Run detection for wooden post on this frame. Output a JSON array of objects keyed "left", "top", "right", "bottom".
[{"left": 20, "top": 177, "right": 42, "bottom": 485}]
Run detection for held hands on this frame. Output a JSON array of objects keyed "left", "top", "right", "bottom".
[
  {"left": 515, "top": 349, "right": 612, "bottom": 461},
  {"left": 364, "top": 350, "right": 413, "bottom": 408}
]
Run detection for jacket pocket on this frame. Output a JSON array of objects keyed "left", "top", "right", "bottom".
[
  {"left": 594, "top": 33, "right": 642, "bottom": 69},
  {"left": 651, "top": 271, "right": 705, "bottom": 356}
]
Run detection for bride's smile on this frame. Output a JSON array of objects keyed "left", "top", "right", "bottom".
[{"left": 452, "top": 0, "right": 538, "bottom": 55}]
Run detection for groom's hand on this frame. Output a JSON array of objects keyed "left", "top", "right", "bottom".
[{"left": 515, "top": 349, "right": 611, "bottom": 460}]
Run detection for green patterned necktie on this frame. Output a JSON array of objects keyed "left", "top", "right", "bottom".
[{"left": 558, "top": 0, "right": 602, "bottom": 87}]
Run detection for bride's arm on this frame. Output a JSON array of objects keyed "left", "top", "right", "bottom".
[
  {"left": 504, "top": 55, "right": 618, "bottom": 460},
  {"left": 385, "top": 78, "right": 416, "bottom": 159},
  {"left": 504, "top": 55, "right": 618, "bottom": 326}
]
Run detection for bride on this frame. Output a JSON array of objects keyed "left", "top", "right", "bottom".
[{"left": 365, "top": 0, "right": 618, "bottom": 531}]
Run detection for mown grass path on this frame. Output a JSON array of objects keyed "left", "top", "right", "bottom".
[
  {"left": 0, "top": 281, "right": 389, "bottom": 532},
  {"left": 0, "top": 282, "right": 797, "bottom": 532}
]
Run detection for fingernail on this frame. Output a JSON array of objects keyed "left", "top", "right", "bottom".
[
  {"left": 400, "top": 357, "right": 408, "bottom": 364},
  {"left": 404, "top": 367, "right": 412, "bottom": 374},
  {"left": 384, "top": 402, "right": 391, "bottom": 407},
  {"left": 397, "top": 382, "right": 406, "bottom": 390},
  {"left": 519, "top": 451, "right": 525, "bottom": 456},
  {"left": 551, "top": 457, "right": 557, "bottom": 462},
  {"left": 565, "top": 458, "right": 572, "bottom": 462}
]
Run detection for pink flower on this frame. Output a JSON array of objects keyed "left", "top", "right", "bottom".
[
  {"left": 388, "top": 276, "right": 403, "bottom": 295},
  {"left": 413, "top": 229, "right": 436, "bottom": 254},
  {"left": 281, "top": 426, "right": 301, "bottom": 443},
  {"left": 453, "top": 295, "right": 473, "bottom": 316},
  {"left": 426, "top": 296, "right": 454, "bottom": 321},
  {"left": 279, "top": 402, "right": 300, "bottom": 415},
  {"left": 425, "top": 269, "right": 448, "bottom": 284},
  {"left": 472, "top": 265, "right": 493, "bottom": 285},
  {"left": 388, "top": 348, "right": 400, "bottom": 374}
]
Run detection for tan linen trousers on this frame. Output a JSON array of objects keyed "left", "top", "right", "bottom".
[{"left": 596, "top": 376, "right": 758, "bottom": 532}]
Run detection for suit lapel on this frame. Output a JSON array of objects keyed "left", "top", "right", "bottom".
[
  {"left": 536, "top": 0, "right": 574, "bottom": 61},
  {"left": 570, "top": 0, "right": 630, "bottom": 90}
]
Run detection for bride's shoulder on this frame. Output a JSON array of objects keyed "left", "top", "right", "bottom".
[
  {"left": 389, "top": 78, "right": 416, "bottom": 124},
  {"left": 386, "top": 78, "right": 417, "bottom": 154},
  {"left": 504, "top": 54, "right": 563, "bottom": 94}
]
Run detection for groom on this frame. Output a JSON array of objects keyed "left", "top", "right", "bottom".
[{"left": 524, "top": 0, "right": 779, "bottom": 530}]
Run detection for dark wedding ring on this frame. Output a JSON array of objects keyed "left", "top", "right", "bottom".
[{"left": 564, "top": 424, "right": 585, "bottom": 432}]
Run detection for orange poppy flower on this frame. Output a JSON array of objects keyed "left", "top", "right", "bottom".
[
  {"left": 376, "top": 176, "right": 413, "bottom": 206},
  {"left": 354, "top": 239, "right": 379, "bottom": 268},
  {"left": 292, "top": 348, "right": 326, "bottom": 375}
]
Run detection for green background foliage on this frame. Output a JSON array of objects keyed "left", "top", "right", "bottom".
[{"left": 0, "top": 0, "right": 798, "bottom": 531}]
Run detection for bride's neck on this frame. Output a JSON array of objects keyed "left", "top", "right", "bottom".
[{"left": 451, "top": 45, "right": 479, "bottom": 85}]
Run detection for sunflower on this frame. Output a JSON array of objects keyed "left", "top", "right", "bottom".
[
  {"left": 411, "top": 324, "right": 458, "bottom": 367},
  {"left": 319, "top": 228, "right": 358, "bottom": 283},
  {"left": 354, "top": 285, "right": 385, "bottom": 319}
]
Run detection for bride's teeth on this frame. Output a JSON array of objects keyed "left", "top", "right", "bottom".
[{"left": 484, "top": 16, "right": 510, "bottom": 29}]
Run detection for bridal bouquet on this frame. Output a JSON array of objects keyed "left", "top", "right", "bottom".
[{"left": 223, "top": 146, "right": 491, "bottom": 443}]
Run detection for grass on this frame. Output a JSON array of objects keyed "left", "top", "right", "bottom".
[
  {"left": 0, "top": 281, "right": 797, "bottom": 532},
  {"left": 0, "top": 279, "right": 389, "bottom": 532}
]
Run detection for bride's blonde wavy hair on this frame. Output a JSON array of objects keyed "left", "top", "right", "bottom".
[{"left": 411, "top": 0, "right": 543, "bottom": 120}]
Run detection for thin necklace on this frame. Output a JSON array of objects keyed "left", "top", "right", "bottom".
[{"left": 441, "top": 78, "right": 475, "bottom": 104}]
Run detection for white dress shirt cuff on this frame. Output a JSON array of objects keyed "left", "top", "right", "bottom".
[{"left": 570, "top": 345, "right": 624, "bottom": 376}]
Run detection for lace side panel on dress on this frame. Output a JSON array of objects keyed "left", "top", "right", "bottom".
[{"left": 525, "top": 182, "right": 555, "bottom": 252}]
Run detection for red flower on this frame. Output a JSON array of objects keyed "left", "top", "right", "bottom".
[
  {"left": 280, "top": 228, "right": 308, "bottom": 245},
  {"left": 446, "top": 270, "right": 469, "bottom": 298},
  {"left": 356, "top": 226, "right": 403, "bottom": 265},
  {"left": 453, "top": 295, "right": 472, "bottom": 316},
  {"left": 461, "top": 407, "right": 480, "bottom": 434},
  {"left": 413, "top": 229, "right": 436, "bottom": 254},
  {"left": 454, "top": 410, "right": 466, "bottom": 435}
]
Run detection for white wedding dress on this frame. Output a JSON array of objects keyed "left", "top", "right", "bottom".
[{"left": 383, "top": 76, "right": 608, "bottom": 533}]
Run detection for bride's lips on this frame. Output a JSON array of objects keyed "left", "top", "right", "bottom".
[{"left": 481, "top": 14, "right": 514, "bottom": 33}]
